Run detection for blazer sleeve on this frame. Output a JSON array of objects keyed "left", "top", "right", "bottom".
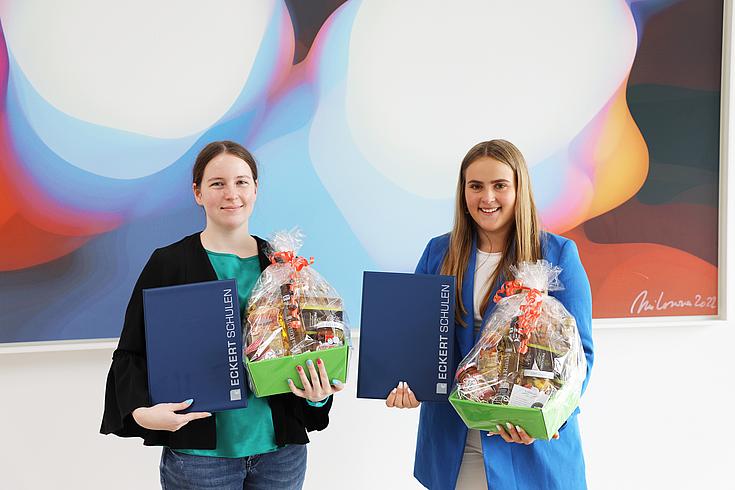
[
  {"left": 553, "top": 239, "right": 594, "bottom": 395},
  {"left": 100, "top": 249, "right": 167, "bottom": 437},
  {"left": 415, "top": 239, "right": 434, "bottom": 274}
]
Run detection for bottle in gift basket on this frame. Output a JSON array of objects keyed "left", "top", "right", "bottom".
[
  {"left": 242, "top": 228, "right": 351, "bottom": 397},
  {"left": 279, "top": 282, "right": 308, "bottom": 354},
  {"left": 492, "top": 318, "right": 523, "bottom": 405}
]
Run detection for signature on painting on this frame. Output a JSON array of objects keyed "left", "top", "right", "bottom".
[{"left": 630, "top": 290, "right": 718, "bottom": 315}]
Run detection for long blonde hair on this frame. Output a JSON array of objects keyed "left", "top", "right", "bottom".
[{"left": 440, "top": 140, "right": 542, "bottom": 325}]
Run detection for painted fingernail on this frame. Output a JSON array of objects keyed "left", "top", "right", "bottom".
[
  {"left": 332, "top": 379, "right": 342, "bottom": 386},
  {"left": 297, "top": 365, "right": 303, "bottom": 372},
  {"left": 515, "top": 425, "right": 523, "bottom": 433},
  {"left": 391, "top": 388, "right": 397, "bottom": 394},
  {"left": 288, "top": 378, "right": 293, "bottom": 384},
  {"left": 184, "top": 399, "right": 193, "bottom": 405},
  {"left": 506, "top": 422, "right": 513, "bottom": 430},
  {"left": 317, "top": 358, "right": 323, "bottom": 365},
  {"left": 496, "top": 425, "right": 503, "bottom": 432},
  {"left": 399, "top": 381, "right": 405, "bottom": 388},
  {"left": 406, "top": 385, "right": 413, "bottom": 394},
  {"left": 306, "top": 359, "right": 314, "bottom": 367}
]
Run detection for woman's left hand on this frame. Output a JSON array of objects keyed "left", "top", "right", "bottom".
[
  {"left": 287, "top": 357, "right": 345, "bottom": 403},
  {"left": 490, "top": 422, "right": 559, "bottom": 444}
]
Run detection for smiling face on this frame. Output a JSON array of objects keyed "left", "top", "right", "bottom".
[
  {"left": 464, "top": 156, "right": 517, "bottom": 251},
  {"left": 193, "top": 152, "right": 257, "bottom": 231}
]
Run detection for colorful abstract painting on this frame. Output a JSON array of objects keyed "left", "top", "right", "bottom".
[{"left": 0, "top": 0, "right": 722, "bottom": 343}]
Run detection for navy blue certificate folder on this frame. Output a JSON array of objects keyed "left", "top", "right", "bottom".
[
  {"left": 358, "top": 271, "right": 456, "bottom": 402},
  {"left": 142, "top": 279, "right": 248, "bottom": 413}
]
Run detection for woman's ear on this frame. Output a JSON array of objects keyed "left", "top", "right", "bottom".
[{"left": 192, "top": 183, "right": 203, "bottom": 205}]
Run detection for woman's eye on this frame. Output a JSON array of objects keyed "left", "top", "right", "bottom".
[
  {"left": 237, "top": 180, "right": 249, "bottom": 185},
  {"left": 495, "top": 183, "right": 507, "bottom": 190},
  {"left": 211, "top": 182, "right": 223, "bottom": 187}
]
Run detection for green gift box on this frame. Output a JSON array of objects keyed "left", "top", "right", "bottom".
[
  {"left": 246, "top": 344, "right": 349, "bottom": 397},
  {"left": 448, "top": 384, "right": 580, "bottom": 440}
]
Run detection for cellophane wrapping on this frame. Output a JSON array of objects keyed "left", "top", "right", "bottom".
[
  {"left": 244, "top": 229, "right": 351, "bottom": 362},
  {"left": 454, "top": 260, "right": 586, "bottom": 409}
]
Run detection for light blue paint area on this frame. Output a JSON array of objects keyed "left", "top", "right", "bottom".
[
  {"left": 5, "top": 0, "right": 294, "bottom": 183},
  {"left": 7, "top": 56, "right": 200, "bottom": 180},
  {"left": 304, "top": 0, "right": 454, "bottom": 272},
  {"left": 307, "top": 80, "right": 454, "bottom": 273},
  {"left": 236, "top": 11, "right": 375, "bottom": 328},
  {"left": 218, "top": 1, "right": 289, "bottom": 124},
  {"left": 529, "top": 151, "right": 573, "bottom": 212},
  {"left": 249, "top": 123, "right": 377, "bottom": 330},
  {"left": 5, "top": 74, "right": 194, "bottom": 217},
  {"left": 4, "top": 58, "right": 270, "bottom": 220},
  {"left": 249, "top": 82, "right": 317, "bottom": 146},
  {"left": 311, "top": 0, "right": 361, "bottom": 94}
]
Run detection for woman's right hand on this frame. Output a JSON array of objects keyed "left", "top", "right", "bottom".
[
  {"left": 132, "top": 399, "right": 212, "bottom": 431},
  {"left": 385, "top": 381, "right": 420, "bottom": 409}
]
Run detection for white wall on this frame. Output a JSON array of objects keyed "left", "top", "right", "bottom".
[{"left": 1, "top": 327, "right": 734, "bottom": 490}]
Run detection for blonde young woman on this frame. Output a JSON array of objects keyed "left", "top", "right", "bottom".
[{"left": 386, "top": 140, "right": 594, "bottom": 490}]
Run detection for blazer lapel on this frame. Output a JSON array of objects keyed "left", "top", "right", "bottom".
[
  {"left": 188, "top": 233, "right": 218, "bottom": 282},
  {"left": 476, "top": 283, "right": 501, "bottom": 344},
  {"left": 458, "top": 234, "right": 478, "bottom": 358}
]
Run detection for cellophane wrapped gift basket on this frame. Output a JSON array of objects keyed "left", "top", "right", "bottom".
[
  {"left": 244, "top": 229, "right": 350, "bottom": 397},
  {"left": 448, "top": 260, "right": 586, "bottom": 440}
]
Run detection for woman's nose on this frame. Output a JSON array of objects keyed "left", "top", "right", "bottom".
[{"left": 481, "top": 190, "right": 496, "bottom": 204}]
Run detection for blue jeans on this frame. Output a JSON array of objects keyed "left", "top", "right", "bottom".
[{"left": 159, "top": 445, "right": 307, "bottom": 490}]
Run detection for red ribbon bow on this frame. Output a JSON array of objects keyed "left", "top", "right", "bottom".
[
  {"left": 271, "top": 251, "right": 314, "bottom": 279},
  {"left": 493, "top": 280, "right": 544, "bottom": 354}
]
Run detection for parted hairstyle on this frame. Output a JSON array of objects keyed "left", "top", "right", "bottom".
[
  {"left": 192, "top": 140, "right": 258, "bottom": 188},
  {"left": 440, "top": 139, "right": 542, "bottom": 325}
]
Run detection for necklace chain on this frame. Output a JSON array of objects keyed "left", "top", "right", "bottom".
[{"left": 475, "top": 249, "right": 496, "bottom": 271}]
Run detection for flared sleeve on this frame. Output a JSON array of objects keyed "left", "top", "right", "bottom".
[
  {"left": 100, "top": 249, "right": 167, "bottom": 438},
  {"left": 302, "top": 395, "right": 333, "bottom": 431}
]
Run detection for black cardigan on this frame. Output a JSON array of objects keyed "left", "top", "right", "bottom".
[{"left": 100, "top": 233, "right": 332, "bottom": 449}]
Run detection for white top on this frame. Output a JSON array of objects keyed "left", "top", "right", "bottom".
[
  {"left": 473, "top": 249, "right": 502, "bottom": 328},
  {"left": 465, "top": 250, "right": 502, "bottom": 460}
]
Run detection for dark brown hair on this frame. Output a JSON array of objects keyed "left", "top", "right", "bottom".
[{"left": 192, "top": 140, "right": 258, "bottom": 188}]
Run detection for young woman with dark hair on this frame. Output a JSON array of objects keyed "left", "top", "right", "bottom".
[{"left": 101, "top": 140, "right": 344, "bottom": 489}]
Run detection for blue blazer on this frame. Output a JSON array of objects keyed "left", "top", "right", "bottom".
[{"left": 413, "top": 232, "right": 594, "bottom": 490}]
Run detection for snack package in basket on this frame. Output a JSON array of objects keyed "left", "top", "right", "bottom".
[
  {"left": 448, "top": 260, "right": 586, "bottom": 440},
  {"left": 243, "top": 229, "right": 351, "bottom": 397}
]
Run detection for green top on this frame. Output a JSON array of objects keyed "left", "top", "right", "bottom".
[{"left": 176, "top": 250, "right": 278, "bottom": 458}]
